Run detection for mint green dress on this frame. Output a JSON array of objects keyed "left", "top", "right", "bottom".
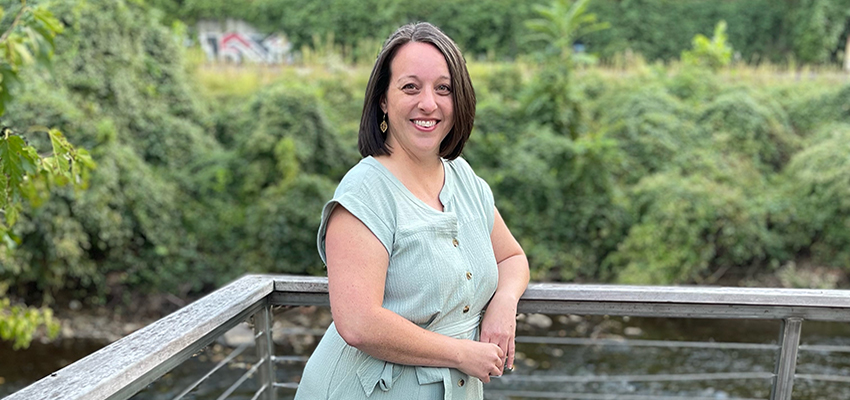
[{"left": 295, "top": 156, "right": 499, "bottom": 400}]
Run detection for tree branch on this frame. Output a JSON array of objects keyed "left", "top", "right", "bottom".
[{"left": 0, "top": 1, "right": 29, "bottom": 45}]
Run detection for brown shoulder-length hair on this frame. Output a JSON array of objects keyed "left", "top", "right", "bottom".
[{"left": 359, "top": 22, "right": 476, "bottom": 160}]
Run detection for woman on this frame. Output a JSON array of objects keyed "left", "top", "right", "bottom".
[{"left": 295, "top": 22, "right": 529, "bottom": 400}]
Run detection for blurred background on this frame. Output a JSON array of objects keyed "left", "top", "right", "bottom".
[{"left": 1, "top": 0, "right": 850, "bottom": 396}]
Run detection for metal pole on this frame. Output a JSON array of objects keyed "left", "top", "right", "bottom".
[
  {"left": 770, "top": 317, "right": 803, "bottom": 400},
  {"left": 253, "top": 304, "right": 277, "bottom": 400}
]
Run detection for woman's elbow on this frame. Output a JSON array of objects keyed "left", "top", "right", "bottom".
[
  {"left": 336, "top": 325, "right": 365, "bottom": 348},
  {"left": 333, "top": 313, "right": 372, "bottom": 348}
]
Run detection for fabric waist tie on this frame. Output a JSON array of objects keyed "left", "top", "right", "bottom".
[{"left": 356, "top": 315, "right": 481, "bottom": 399}]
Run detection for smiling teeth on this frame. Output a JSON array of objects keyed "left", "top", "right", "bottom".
[{"left": 413, "top": 120, "right": 436, "bottom": 128}]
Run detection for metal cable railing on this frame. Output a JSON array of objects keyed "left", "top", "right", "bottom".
[
  {"left": 484, "top": 391, "right": 767, "bottom": 400},
  {"left": 6, "top": 274, "right": 850, "bottom": 400},
  {"left": 171, "top": 341, "right": 252, "bottom": 400}
]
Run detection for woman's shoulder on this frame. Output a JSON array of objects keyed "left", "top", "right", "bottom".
[
  {"left": 335, "top": 157, "right": 396, "bottom": 197},
  {"left": 445, "top": 156, "right": 489, "bottom": 191}
]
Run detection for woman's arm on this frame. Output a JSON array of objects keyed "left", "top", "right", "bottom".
[
  {"left": 325, "top": 205, "right": 505, "bottom": 382},
  {"left": 480, "top": 207, "right": 530, "bottom": 373}
]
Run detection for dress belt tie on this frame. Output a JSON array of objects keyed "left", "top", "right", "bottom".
[{"left": 356, "top": 316, "right": 481, "bottom": 399}]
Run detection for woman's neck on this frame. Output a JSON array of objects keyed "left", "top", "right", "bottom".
[{"left": 375, "top": 150, "right": 445, "bottom": 211}]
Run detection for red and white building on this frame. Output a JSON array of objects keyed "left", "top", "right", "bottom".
[{"left": 198, "top": 19, "right": 291, "bottom": 64}]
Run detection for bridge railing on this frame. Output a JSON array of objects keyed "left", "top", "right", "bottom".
[{"left": 7, "top": 274, "right": 850, "bottom": 400}]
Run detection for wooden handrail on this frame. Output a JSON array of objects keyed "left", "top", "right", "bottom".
[{"left": 9, "top": 274, "right": 850, "bottom": 400}]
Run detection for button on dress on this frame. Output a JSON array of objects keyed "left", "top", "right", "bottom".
[{"left": 295, "top": 156, "right": 499, "bottom": 400}]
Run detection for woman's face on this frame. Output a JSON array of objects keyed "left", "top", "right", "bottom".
[{"left": 381, "top": 42, "right": 454, "bottom": 158}]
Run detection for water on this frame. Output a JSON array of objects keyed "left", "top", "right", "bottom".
[
  {"left": 0, "top": 338, "right": 107, "bottom": 397},
  {"left": 3, "top": 310, "right": 850, "bottom": 400}
]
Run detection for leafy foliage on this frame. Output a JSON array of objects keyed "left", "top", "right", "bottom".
[
  {"left": 789, "top": 0, "right": 850, "bottom": 64},
  {"left": 148, "top": 0, "right": 850, "bottom": 66},
  {"left": 0, "top": 0, "right": 92, "bottom": 349},
  {"left": 474, "top": 128, "right": 630, "bottom": 282},
  {"left": 525, "top": 0, "right": 610, "bottom": 63},
  {"left": 0, "top": 287, "right": 59, "bottom": 349},
  {"left": 698, "top": 89, "right": 799, "bottom": 172},
  {"left": 681, "top": 20, "right": 733, "bottom": 70},
  {"left": 0, "top": 0, "right": 62, "bottom": 115},
  {"left": 596, "top": 85, "right": 701, "bottom": 182},
  {"left": 781, "top": 124, "right": 850, "bottom": 267},
  {"left": 4, "top": 0, "right": 850, "bottom": 337},
  {"left": 2, "top": 0, "right": 212, "bottom": 303},
  {"left": 523, "top": 0, "right": 609, "bottom": 139},
  {"left": 609, "top": 171, "right": 776, "bottom": 285}
]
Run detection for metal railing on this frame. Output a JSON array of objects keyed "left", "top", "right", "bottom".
[{"left": 6, "top": 274, "right": 850, "bottom": 400}]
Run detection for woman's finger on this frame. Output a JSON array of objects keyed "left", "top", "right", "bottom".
[{"left": 506, "top": 338, "right": 516, "bottom": 370}]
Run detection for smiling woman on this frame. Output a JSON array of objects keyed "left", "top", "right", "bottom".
[
  {"left": 380, "top": 42, "right": 455, "bottom": 167},
  {"left": 293, "top": 22, "right": 529, "bottom": 400}
]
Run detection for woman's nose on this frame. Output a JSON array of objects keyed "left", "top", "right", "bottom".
[{"left": 418, "top": 89, "right": 437, "bottom": 113}]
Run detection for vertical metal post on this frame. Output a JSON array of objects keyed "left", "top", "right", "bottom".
[
  {"left": 770, "top": 317, "right": 803, "bottom": 400},
  {"left": 253, "top": 304, "right": 277, "bottom": 400}
]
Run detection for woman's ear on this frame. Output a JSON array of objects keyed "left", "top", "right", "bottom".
[{"left": 380, "top": 97, "right": 387, "bottom": 114}]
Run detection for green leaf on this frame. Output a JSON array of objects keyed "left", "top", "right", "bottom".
[
  {"left": 32, "top": 7, "right": 64, "bottom": 35},
  {"left": 5, "top": 203, "right": 19, "bottom": 227},
  {"left": 11, "top": 41, "right": 33, "bottom": 65},
  {"left": 0, "top": 136, "right": 27, "bottom": 190},
  {"left": 20, "top": 144, "right": 38, "bottom": 175}
]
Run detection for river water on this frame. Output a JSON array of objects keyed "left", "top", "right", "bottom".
[{"left": 2, "top": 309, "right": 850, "bottom": 399}]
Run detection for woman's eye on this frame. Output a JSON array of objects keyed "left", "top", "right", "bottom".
[
  {"left": 436, "top": 84, "right": 452, "bottom": 94},
  {"left": 402, "top": 83, "right": 417, "bottom": 91}
]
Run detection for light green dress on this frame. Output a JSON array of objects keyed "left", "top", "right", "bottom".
[{"left": 295, "top": 156, "right": 499, "bottom": 400}]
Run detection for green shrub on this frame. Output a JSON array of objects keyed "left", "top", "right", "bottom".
[
  {"left": 597, "top": 85, "right": 701, "bottom": 182},
  {"left": 1, "top": 0, "right": 216, "bottom": 303},
  {"left": 481, "top": 128, "right": 630, "bottom": 282},
  {"left": 698, "top": 88, "right": 799, "bottom": 171},
  {"left": 232, "top": 83, "right": 357, "bottom": 196},
  {"left": 665, "top": 65, "right": 722, "bottom": 103},
  {"left": 609, "top": 171, "right": 776, "bottom": 285},
  {"left": 783, "top": 83, "right": 850, "bottom": 135},
  {"left": 780, "top": 124, "right": 850, "bottom": 267},
  {"left": 240, "top": 174, "right": 336, "bottom": 276}
]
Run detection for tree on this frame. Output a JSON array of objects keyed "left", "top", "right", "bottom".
[
  {"left": 681, "top": 20, "right": 734, "bottom": 70},
  {"left": 0, "top": 0, "right": 94, "bottom": 349},
  {"left": 524, "top": 0, "right": 609, "bottom": 139}
]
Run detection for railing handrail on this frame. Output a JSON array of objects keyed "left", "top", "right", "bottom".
[
  {"left": 8, "top": 274, "right": 850, "bottom": 400},
  {"left": 273, "top": 276, "right": 850, "bottom": 320},
  {"left": 4, "top": 274, "right": 274, "bottom": 400}
]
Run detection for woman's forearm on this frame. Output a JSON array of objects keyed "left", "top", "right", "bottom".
[
  {"left": 336, "top": 304, "right": 463, "bottom": 366},
  {"left": 493, "top": 253, "right": 529, "bottom": 302}
]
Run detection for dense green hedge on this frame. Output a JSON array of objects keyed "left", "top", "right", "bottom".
[
  {"left": 148, "top": 0, "right": 850, "bottom": 64},
  {"left": 5, "top": 0, "right": 850, "bottom": 310}
]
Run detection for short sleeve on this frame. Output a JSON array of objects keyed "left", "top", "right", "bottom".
[
  {"left": 448, "top": 157, "right": 496, "bottom": 233},
  {"left": 474, "top": 175, "right": 496, "bottom": 233},
  {"left": 316, "top": 175, "right": 396, "bottom": 265}
]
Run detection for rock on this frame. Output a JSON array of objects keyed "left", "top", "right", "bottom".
[
  {"left": 624, "top": 327, "right": 643, "bottom": 336},
  {"left": 526, "top": 313, "right": 553, "bottom": 329},
  {"left": 220, "top": 323, "right": 255, "bottom": 347}
]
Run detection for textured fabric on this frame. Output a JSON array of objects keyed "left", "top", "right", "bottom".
[{"left": 295, "top": 156, "right": 499, "bottom": 400}]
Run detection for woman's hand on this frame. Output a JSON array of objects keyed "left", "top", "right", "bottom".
[
  {"left": 484, "top": 207, "right": 528, "bottom": 375},
  {"left": 455, "top": 340, "right": 504, "bottom": 383},
  {"left": 480, "top": 292, "right": 519, "bottom": 373}
]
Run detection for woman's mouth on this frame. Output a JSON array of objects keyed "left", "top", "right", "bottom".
[{"left": 412, "top": 119, "right": 438, "bottom": 128}]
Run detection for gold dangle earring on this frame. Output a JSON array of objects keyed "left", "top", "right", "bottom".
[{"left": 380, "top": 112, "right": 388, "bottom": 133}]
